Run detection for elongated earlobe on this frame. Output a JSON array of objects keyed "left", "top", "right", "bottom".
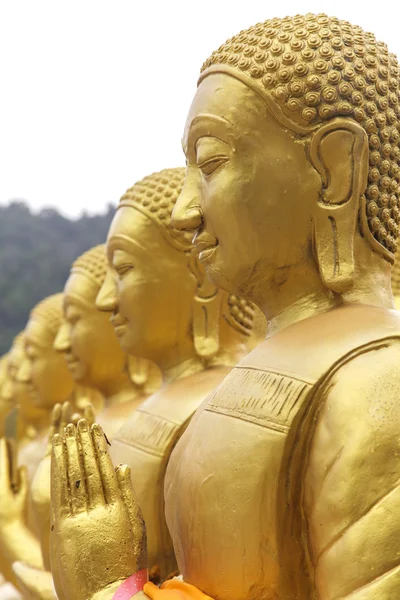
[
  {"left": 189, "top": 256, "right": 221, "bottom": 360},
  {"left": 309, "top": 118, "right": 369, "bottom": 293}
]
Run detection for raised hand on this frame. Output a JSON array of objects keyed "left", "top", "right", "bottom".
[
  {"left": 0, "top": 438, "right": 27, "bottom": 526},
  {"left": 32, "top": 401, "right": 95, "bottom": 571},
  {"left": 51, "top": 420, "right": 147, "bottom": 600},
  {"left": 12, "top": 562, "right": 56, "bottom": 600}
]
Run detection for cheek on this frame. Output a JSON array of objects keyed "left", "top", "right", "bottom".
[{"left": 72, "top": 324, "right": 92, "bottom": 353}]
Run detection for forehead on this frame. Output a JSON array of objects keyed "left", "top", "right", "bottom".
[
  {"left": 64, "top": 272, "right": 98, "bottom": 309},
  {"left": 107, "top": 206, "right": 167, "bottom": 256},
  {"left": 184, "top": 73, "right": 268, "bottom": 147},
  {"left": 8, "top": 345, "right": 23, "bottom": 367},
  {"left": 25, "top": 318, "right": 52, "bottom": 350}
]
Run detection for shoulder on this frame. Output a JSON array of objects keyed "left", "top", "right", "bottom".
[
  {"left": 323, "top": 337, "right": 400, "bottom": 432},
  {"left": 304, "top": 338, "right": 400, "bottom": 544}
]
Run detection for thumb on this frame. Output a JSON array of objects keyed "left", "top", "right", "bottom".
[
  {"left": 17, "top": 465, "right": 28, "bottom": 502},
  {"left": 116, "top": 464, "right": 147, "bottom": 570}
]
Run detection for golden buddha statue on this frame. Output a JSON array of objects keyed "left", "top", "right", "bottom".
[
  {"left": 0, "top": 294, "right": 79, "bottom": 594},
  {"left": 50, "top": 13, "right": 400, "bottom": 600},
  {"left": 49, "top": 167, "right": 265, "bottom": 598},
  {"left": 54, "top": 243, "right": 158, "bottom": 439},
  {"left": 1, "top": 332, "right": 48, "bottom": 480}
]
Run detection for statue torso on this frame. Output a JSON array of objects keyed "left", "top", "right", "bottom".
[
  {"left": 109, "top": 365, "right": 233, "bottom": 579},
  {"left": 165, "top": 305, "right": 400, "bottom": 600}
]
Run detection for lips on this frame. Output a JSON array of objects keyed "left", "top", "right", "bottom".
[
  {"left": 193, "top": 231, "right": 218, "bottom": 263},
  {"left": 110, "top": 314, "right": 128, "bottom": 337},
  {"left": 64, "top": 355, "right": 80, "bottom": 369}
]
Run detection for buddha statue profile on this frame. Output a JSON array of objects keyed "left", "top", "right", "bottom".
[
  {"left": 1, "top": 332, "right": 49, "bottom": 477},
  {"left": 50, "top": 13, "right": 400, "bottom": 600},
  {"left": 54, "top": 243, "right": 158, "bottom": 439},
  {"left": 0, "top": 294, "right": 78, "bottom": 593},
  {"left": 49, "top": 166, "right": 265, "bottom": 598}
]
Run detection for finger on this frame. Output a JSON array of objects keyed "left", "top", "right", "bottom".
[
  {"left": 116, "top": 464, "right": 147, "bottom": 569},
  {"left": 83, "top": 403, "right": 95, "bottom": 427},
  {"left": 77, "top": 419, "right": 104, "bottom": 507},
  {"left": 61, "top": 401, "right": 73, "bottom": 429},
  {"left": 16, "top": 465, "right": 27, "bottom": 500},
  {"left": 91, "top": 424, "right": 119, "bottom": 504},
  {"left": 64, "top": 424, "right": 87, "bottom": 514},
  {"left": 51, "top": 433, "right": 71, "bottom": 519},
  {"left": 0, "top": 438, "right": 11, "bottom": 487},
  {"left": 46, "top": 404, "right": 62, "bottom": 455},
  {"left": 71, "top": 412, "right": 81, "bottom": 427}
]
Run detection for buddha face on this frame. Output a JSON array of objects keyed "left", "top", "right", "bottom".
[
  {"left": 97, "top": 207, "right": 197, "bottom": 365},
  {"left": 54, "top": 272, "right": 127, "bottom": 389},
  {"left": 1, "top": 344, "right": 34, "bottom": 418},
  {"left": 173, "top": 73, "right": 321, "bottom": 301},
  {"left": 24, "top": 317, "right": 74, "bottom": 408}
]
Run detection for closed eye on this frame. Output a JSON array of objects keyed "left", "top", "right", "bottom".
[
  {"left": 115, "top": 264, "right": 134, "bottom": 277},
  {"left": 198, "top": 156, "right": 229, "bottom": 177}
]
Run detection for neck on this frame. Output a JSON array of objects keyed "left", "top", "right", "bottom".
[
  {"left": 152, "top": 338, "right": 205, "bottom": 385},
  {"left": 97, "top": 371, "right": 136, "bottom": 407},
  {"left": 258, "top": 242, "right": 394, "bottom": 337}
]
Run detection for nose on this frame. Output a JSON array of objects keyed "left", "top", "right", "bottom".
[
  {"left": 54, "top": 322, "right": 71, "bottom": 353},
  {"left": 17, "top": 358, "right": 32, "bottom": 383},
  {"left": 96, "top": 269, "right": 118, "bottom": 312},
  {"left": 171, "top": 171, "right": 203, "bottom": 232}
]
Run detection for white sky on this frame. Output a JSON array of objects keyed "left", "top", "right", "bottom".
[{"left": 1, "top": 0, "right": 399, "bottom": 218}]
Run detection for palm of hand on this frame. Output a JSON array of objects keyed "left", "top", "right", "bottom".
[
  {"left": 55, "top": 502, "right": 137, "bottom": 599},
  {"left": 51, "top": 420, "right": 147, "bottom": 600}
]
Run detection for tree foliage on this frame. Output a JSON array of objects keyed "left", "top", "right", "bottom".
[{"left": 0, "top": 201, "right": 115, "bottom": 353}]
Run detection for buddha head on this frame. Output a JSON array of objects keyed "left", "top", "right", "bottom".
[
  {"left": 1, "top": 333, "right": 36, "bottom": 420},
  {"left": 21, "top": 294, "right": 75, "bottom": 408},
  {"left": 97, "top": 168, "right": 264, "bottom": 375},
  {"left": 172, "top": 14, "right": 400, "bottom": 317},
  {"left": 54, "top": 244, "right": 135, "bottom": 395}
]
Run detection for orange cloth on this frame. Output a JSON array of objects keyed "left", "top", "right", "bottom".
[{"left": 144, "top": 580, "right": 214, "bottom": 600}]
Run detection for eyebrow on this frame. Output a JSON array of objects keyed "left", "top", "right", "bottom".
[{"left": 184, "top": 114, "right": 234, "bottom": 156}]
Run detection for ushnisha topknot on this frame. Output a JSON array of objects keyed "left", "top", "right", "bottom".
[
  {"left": 30, "top": 293, "right": 63, "bottom": 336},
  {"left": 118, "top": 167, "right": 193, "bottom": 251},
  {"left": 201, "top": 13, "right": 400, "bottom": 257},
  {"left": 71, "top": 244, "right": 107, "bottom": 289}
]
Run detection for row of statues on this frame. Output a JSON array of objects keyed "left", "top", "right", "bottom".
[{"left": 1, "top": 11, "right": 400, "bottom": 600}]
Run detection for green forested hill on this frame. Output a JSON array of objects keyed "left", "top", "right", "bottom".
[{"left": 0, "top": 201, "right": 115, "bottom": 353}]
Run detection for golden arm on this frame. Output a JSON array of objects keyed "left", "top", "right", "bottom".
[{"left": 304, "top": 344, "right": 400, "bottom": 599}]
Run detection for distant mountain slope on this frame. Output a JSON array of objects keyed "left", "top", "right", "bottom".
[{"left": 0, "top": 201, "right": 115, "bottom": 353}]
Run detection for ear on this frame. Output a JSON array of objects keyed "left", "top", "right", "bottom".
[
  {"left": 309, "top": 118, "right": 368, "bottom": 293},
  {"left": 189, "top": 256, "right": 221, "bottom": 360},
  {"left": 127, "top": 356, "right": 149, "bottom": 387}
]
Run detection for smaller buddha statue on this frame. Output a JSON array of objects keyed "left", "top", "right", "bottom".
[
  {"left": 1, "top": 332, "right": 48, "bottom": 478},
  {"left": 54, "top": 243, "right": 159, "bottom": 439},
  {"left": 49, "top": 167, "right": 266, "bottom": 599},
  {"left": 0, "top": 294, "right": 78, "bottom": 593}
]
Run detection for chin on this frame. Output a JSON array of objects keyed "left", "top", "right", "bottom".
[{"left": 206, "top": 262, "right": 241, "bottom": 296}]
